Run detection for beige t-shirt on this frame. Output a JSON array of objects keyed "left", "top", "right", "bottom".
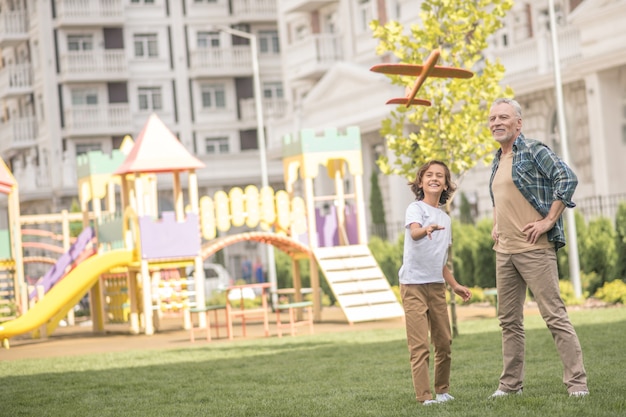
[{"left": 492, "top": 152, "right": 552, "bottom": 254}]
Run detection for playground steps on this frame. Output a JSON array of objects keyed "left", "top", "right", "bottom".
[{"left": 313, "top": 245, "right": 404, "bottom": 324}]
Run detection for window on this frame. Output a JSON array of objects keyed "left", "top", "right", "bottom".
[
  {"left": 357, "top": 0, "right": 372, "bottom": 33},
  {"left": 67, "top": 35, "right": 93, "bottom": 51},
  {"left": 259, "top": 30, "right": 279, "bottom": 54},
  {"left": 134, "top": 33, "right": 158, "bottom": 58},
  {"left": 201, "top": 84, "right": 226, "bottom": 109},
  {"left": 138, "top": 87, "right": 163, "bottom": 111},
  {"left": 197, "top": 31, "right": 220, "bottom": 48},
  {"left": 71, "top": 89, "right": 98, "bottom": 106},
  {"left": 262, "top": 82, "right": 283, "bottom": 99},
  {"left": 205, "top": 137, "right": 229, "bottom": 154},
  {"left": 76, "top": 142, "right": 102, "bottom": 156}
]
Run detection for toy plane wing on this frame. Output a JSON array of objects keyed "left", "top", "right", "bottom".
[{"left": 370, "top": 64, "right": 473, "bottom": 79}]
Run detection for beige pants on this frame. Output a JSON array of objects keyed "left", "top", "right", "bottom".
[
  {"left": 401, "top": 283, "right": 451, "bottom": 402},
  {"left": 496, "top": 248, "right": 588, "bottom": 394}
]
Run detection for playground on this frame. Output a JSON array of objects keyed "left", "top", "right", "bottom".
[{"left": 0, "top": 114, "right": 404, "bottom": 349}]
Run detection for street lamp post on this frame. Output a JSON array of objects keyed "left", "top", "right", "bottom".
[
  {"left": 548, "top": 1, "right": 583, "bottom": 299},
  {"left": 215, "top": 25, "right": 278, "bottom": 306}
]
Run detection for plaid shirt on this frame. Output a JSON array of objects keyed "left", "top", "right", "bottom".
[{"left": 489, "top": 133, "right": 578, "bottom": 250}]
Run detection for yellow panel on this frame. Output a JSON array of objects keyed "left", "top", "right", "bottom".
[
  {"left": 229, "top": 187, "right": 245, "bottom": 227},
  {"left": 214, "top": 191, "right": 231, "bottom": 232},
  {"left": 199, "top": 196, "right": 216, "bottom": 240},
  {"left": 326, "top": 159, "right": 345, "bottom": 179},
  {"left": 259, "top": 186, "right": 275, "bottom": 230},
  {"left": 244, "top": 185, "right": 260, "bottom": 228},
  {"left": 275, "top": 190, "right": 291, "bottom": 232},
  {"left": 291, "top": 196, "right": 307, "bottom": 235}
]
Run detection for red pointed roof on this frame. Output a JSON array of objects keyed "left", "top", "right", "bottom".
[
  {"left": 0, "top": 158, "right": 17, "bottom": 195},
  {"left": 114, "top": 114, "right": 205, "bottom": 175}
]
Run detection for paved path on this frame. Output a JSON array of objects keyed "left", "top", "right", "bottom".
[{"left": 0, "top": 304, "right": 531, "bottom": 361}]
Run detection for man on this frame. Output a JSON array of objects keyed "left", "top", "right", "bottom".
[{"left": 488, "top": 97, "right": 589, "bottom": 398}]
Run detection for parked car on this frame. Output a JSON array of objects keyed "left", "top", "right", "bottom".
[{"left": 186, "top": 263, "right": 234, "bottom": 301}]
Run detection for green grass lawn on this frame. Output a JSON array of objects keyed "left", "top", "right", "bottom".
[{"left": 1, "top": 307, "right": 625, "bottom": 417}]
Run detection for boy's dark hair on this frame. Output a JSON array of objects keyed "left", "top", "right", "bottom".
[{"left": 408, "top": 160, "right": 456, "bottom": 205}]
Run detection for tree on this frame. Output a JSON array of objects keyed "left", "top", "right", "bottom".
[
  {"left": 613, "top": 202, "right": 626, "bottom": 282},
  {"left": 369, "top": 171, "right": 388, "bottom": 239},
  {"left": 370, "top": 0, "right": 514, "bottom": 179},
  {"left": 370, "top": 0, "right": 514, "bottom": 336}
]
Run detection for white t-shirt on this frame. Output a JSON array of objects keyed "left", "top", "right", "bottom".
[{"left": 399, "top": 200, "right": 451, "bottom": 285}]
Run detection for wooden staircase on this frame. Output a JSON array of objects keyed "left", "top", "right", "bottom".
[{"left": 313, "top": 245, "right": 404, "bottom": 324}]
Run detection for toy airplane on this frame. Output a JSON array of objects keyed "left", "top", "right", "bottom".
[{"left": 370, "top": 49, "right": 473, "bottom": 107}]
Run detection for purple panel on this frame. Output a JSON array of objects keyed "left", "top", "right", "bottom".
[
  {"left": 344, "top": 204, "right": 358, "bottom": 244},
  {"left": 139, "top": 212, "right": 200, "bottom": 259},
  {"left": 315, "top": 205, "right": 359, "bottom": 247},
  {"left": 315, "top": 206, "right": 337, "bottom": 247},
  {"left": 29, "top": 227, "right": 95, "bottom": 300}
]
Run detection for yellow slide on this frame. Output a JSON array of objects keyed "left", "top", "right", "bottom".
[{"left": 0, "top": 250, "right": 134, "bottom": 346}]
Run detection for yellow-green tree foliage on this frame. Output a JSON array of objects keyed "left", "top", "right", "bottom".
[{"left": 370, "top": 0, "right": 514, "bottom": 179}]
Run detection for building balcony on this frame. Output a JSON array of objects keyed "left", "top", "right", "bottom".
[
  {"left": 280, "top": 0, "right": 337, "bottom": 14},
  {"left": 63, "top": 104, "right": 132, "bottom": 137},
  {"left": 0, "top": 116, "right": 38, "bottom": 157},
  {"left": 189, "top": 45, "right": 253, "bottom": 78},
  {"left": 231, "top": 0, "right": 277, "bottom": 22},
  {"left": 284, "top": 33, "right": 343, "bottom": 82},
  {"left": 0, "top": 63, "right": 33, "bottom": 98},
  {"left": 0, "top": 10, "right": 28, "bottom": 47},
  {"left": 59, "top": 50, "right": 128, "bottom": 82},
  {"left": 489, "top": 26, "right": 581, "bottom": 85},
  {"left": 54, "top": 0, "right": 124, "bottom": 27},
  {"left": 194, "top": 151, "right": 284, "bottom": 187},
  {"left": 239, "top": 97, "right": 289, "bottom": 122}
]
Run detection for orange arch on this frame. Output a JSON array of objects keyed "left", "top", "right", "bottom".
[{"left": 201, "top": 232, "right": 311, "bottom": 260}]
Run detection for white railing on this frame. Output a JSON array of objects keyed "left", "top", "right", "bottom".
[
  {"left": 64, "top": 104, "right": 131, "bottom": 131},
  {"left": 55, "top": 0, "right": 123, "bottom": 19},
  {"left": 284, "top": 33, "right": 343, "bottom": 73},
  {"left": 0, "top": 63, "right": 33, "bottom": 93},
  {"left": 0, "top": 116, "right": 37, "bottom": 153},
  {"left": 491, "top": 26, "right": 581, "bottom": 79},
  {"left": 239, "top": 98, "right": 289, "bottom": 121},
  {"left": 231, "top": 0, "right": 277, "bottom": 15},
  {"left": 60, "top": 50, "right": 127, "bottom": 74},
  {"left": 190, "top": 45, "right": 253, "bottom": 72},
  {"left": 0, "top": 11, "right": 28, "bottom": 37}
]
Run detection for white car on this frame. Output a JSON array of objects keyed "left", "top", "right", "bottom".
[{"left": 186, "top": 263, "right": 234, "bottom": 301}]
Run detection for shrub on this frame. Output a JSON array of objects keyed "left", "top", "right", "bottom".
[
  {"left": 368, "top": 235, "right": 403, "bottom": 287},
  {"left": 594, "top": 280, "right": 626, "bottom": 304},
  {"left": 452, "top": 220, "right": 477, "bottom": 287},
  {"left": 580, "top": 217, "right": 617, "bottom": 292},
  {"left": 473, "top": 218, "right": 497, "bottom": 288},
  {"left": 559, "top": 279, "right": 586, "bottom": 306}
]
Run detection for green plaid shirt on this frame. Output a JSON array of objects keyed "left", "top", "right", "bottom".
[{"left": 489, "top": 133, "right": 578, "bottom": 250}]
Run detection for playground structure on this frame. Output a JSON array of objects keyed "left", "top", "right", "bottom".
[{"left": 0, "top": 114, "right": 403, "bottom": 348}]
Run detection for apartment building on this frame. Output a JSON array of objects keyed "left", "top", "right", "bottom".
[
  {"left": 1, "top": 0, "right": 625, "bottom": 263},
  {"left": 0, "top": 0, "right": 286, "bottom": 275}
]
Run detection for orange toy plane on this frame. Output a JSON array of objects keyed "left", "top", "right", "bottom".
[{"left": 370, "top": 49, "right": 473, "bottom": 107}]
